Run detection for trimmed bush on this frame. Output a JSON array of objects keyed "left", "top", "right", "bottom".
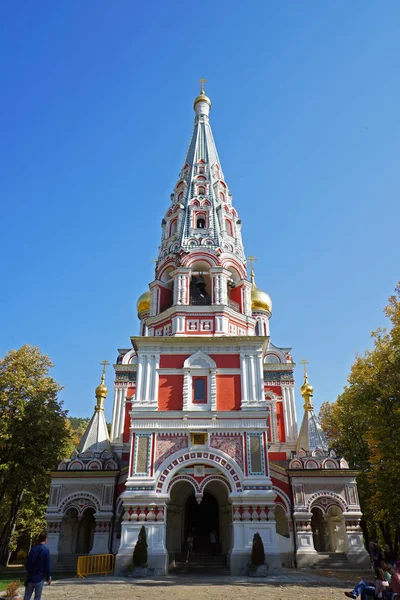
[
  {"left": 251, "top": 532, "right": 265, "bottom": 567},
  {"left": 133, "top": 525, "right": 148, "bottom": 567}
]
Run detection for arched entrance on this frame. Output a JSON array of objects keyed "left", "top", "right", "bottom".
[
  {"left": 75, "top": 508, "right": 95, "bottom": 554},
  {"left": 311, "top": 507, "right": 330, "bottom": 552},
  {"left": 166, "top": 478, "right": 232, "bottom": 562},
  {"left": 185, "top": 491, "right": 219, "bottom": 553},
  {"left": 59, "top": 507, "right": 79, "bottom": 555}
]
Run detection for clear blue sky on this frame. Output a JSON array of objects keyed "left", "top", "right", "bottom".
[{"left": 1, "top": 1, "right": 399, "bottom": 422}]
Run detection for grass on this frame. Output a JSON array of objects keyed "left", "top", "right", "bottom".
[{"left": 0, "top": 578, "right": 19, "bottom": 592}]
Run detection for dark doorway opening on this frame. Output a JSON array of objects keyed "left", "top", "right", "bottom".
[{"left": 184, "top": 491, "right": 219, "bottom": 553}]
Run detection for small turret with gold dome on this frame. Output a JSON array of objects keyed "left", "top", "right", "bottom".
[
  {"left": 250, "top": 269, "right": 272, "bottom": 314},
  {"left": 137, "top": 290, "right": 151, "bottom": 316}
]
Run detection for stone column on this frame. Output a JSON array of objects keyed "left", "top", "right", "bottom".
[
  {"left": 230, "top": 496, "right": 281, "bottom": 575},
  {"left": 293, "top": 512, "right": 318, "bottom": 567},
  {"left": 115, "top": 502, "right": 168, "bottom": 576},
  {"left": 344, "top": 514, "right": 370, "bottom": 567},
  {"left": 90, "top": 513, "right": 113, "bottom": 555},
  {"left": 46, "top": 520, "right": 62, "bottom": 563}
]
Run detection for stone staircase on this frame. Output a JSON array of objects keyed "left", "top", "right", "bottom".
[
  {"left": 171, "top": 552, "right": 230, "bottom": 575},
  {"left": 56, "top": 554, "right": 80, "bottom": 573},
  {"left": 311, "top": 552, "right": 349, "bottom": 569}
]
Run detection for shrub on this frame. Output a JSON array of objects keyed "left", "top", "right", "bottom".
[
  {"left": 5, "top": 580, "right": 21, "bottom": 598},
  {"left": 133, "top": 525, "right": 148, "bottom": 567},
  {"left": 251, "top": 532, "right": 265, "bottom": 567}
]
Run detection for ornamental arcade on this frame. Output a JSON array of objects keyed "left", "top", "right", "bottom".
[{"left": 46, "top": 85, "right": 369, "bottom": 575}]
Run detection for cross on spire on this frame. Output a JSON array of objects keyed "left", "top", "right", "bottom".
[
  {"left": 198, "top": 78, "right": 208, "bottom": 94},
  {"left": 100, "top": 359, "right": 110, "bottom": 376},
  {"left": 299, "top": 359, "right": 309, "bottom": 376},
  {"left": 247, "top": 255, "right": 258, "bottom": 272}
]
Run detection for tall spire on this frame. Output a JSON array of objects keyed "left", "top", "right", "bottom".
[
  {"left": 156, "top": 83, "right": 245, "bottom": 267},
  {"left": 78, "top": 362, "right": 111, "bottom": 454},
  {"left": 296, "top": 367, "right": 328, "bottom": 453}
]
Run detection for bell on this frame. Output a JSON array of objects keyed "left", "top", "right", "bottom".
[{"left": 195, "top": 274, "right": 206, "bottom": 297}]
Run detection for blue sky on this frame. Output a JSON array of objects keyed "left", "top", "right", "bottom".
[{"left": 1, "top": 1, "right": 399, "bottom": 422}]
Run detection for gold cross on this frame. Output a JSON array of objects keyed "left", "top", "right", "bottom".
[
  {"left": 100, "top": 359, "right": 110, "bottom": 376},
  {"left": 198, "top": 78, "right": 208, "bottom": 94},
  {"left": 247, "top": 255, "right": 258, "bottom": 271},
  {"left": 299, "top": 359, "right": 309, "bottom": 375}
]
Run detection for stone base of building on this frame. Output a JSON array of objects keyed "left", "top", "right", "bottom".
[
  {"left": 229, "top": 552, "right": 282, "bottom": 575},
  {"left": 114, "top": 549, "right": 169, "bottom": 576}
]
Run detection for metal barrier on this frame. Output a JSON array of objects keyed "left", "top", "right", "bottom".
[{"left": 76, "top": 553, "right": 114, "bottom": 578}]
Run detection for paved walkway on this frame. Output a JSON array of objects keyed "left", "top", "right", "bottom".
[{"left": 17, "top": 570, "right": 368, "bottom": 600}]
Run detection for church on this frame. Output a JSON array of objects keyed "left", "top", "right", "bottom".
[{"left": 45, "top": 85, "right": 369, "bottom": 575}]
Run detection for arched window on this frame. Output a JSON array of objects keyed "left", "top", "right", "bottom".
[
  {"left": 225, "top": 219, "right": 233, "bottom": 236},
  {"left": 170, "top": 219, "right": 177, "bottom": 236},
  {"left": 198, "top": 186, "right": 205, "bottom": 195},
  {"left": 193, "top": 377, "right": 207, "bottom": 403},
  {"left": 197, "top": 217, "right": 205, "bottom": 229}
]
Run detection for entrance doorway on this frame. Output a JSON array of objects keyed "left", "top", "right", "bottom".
[
  {"left": 311, "top": 507, "right": 330, "bottom": 552},
  {"left": 185, "top": 491, "right": 219, "bottom": 553}
]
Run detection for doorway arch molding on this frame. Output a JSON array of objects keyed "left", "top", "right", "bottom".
[
  {"left": 307, "top": 491, "right": 348, "bottom": 513},
  {"left": 156, "top": 448, "right": 243, "bottom": 494},
  {"left": 58, "top": 492, "right": 101, "bottom": 516}
]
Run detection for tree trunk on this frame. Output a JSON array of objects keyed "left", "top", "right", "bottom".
[{"left": 0, "top": 490, "right": 23, "bottom": 566}]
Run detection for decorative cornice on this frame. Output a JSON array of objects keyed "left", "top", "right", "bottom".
[{"left": 130, "top": 418, "right": 268, "bottom": 431}]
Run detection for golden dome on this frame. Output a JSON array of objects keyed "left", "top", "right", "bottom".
[
  {"left": 95, "top": 373, "right": 108, "bottom": 410},
  {"left": 250, "top": 271, "right": 272, "bottom": 313},
  {"left": 137, "top": 290, "right": 151, "bottom": 315},
  {"left": 194, "top": 90, "right": 211, "bottom": 109},
  {"left": 300, "top": 374, "right": 314, "bottom": 410}
]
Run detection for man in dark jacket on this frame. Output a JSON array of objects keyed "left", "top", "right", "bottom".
[{"left": 23, "top": 532, "right": 51, "bottom": 600}]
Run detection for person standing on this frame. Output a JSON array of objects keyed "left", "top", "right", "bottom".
[
  {"left": 23, "top": 532, "right": 51, "bottom": 600},
  {"left": 209, "top": 529, "right": 217, "bottom": 556}
]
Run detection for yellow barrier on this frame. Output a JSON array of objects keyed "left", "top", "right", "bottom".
[{"left": 76, "top": 553, "right": 115, "bottom": 578}]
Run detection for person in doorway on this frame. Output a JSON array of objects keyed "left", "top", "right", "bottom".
[
  {"left": 344, "top": 568, "right": 388, "bottom": 599},
  {"left": 186, "top": 532, "right": 194, "bottom": 563},
  {"left": 209, "top": 529, "right": 217, "bottom": 556},
  {"left": 23, "top": 532, "right": 51, "bottom": 600}
]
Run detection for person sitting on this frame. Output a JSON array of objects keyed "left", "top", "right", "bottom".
[
  {"left": 381, "top": 560, "right": 392, "bottom": 584},
  {"left": 344, "top": 567, "right": 388, "bottom": 599},
  {"left": 385, "top": 564, "right": 400, "bottom": 598}
]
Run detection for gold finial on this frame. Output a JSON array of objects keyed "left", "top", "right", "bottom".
[
  {"left": 299, "top": 359, "right": 313, "bottom": 411},
  {"left": 247, "top": 255, "right": 258, "bottom": 283},
  {"left": 198, "top": 78, "right": 208, "bottom": 94},
  {"left": 299, "top": 358, "right": 309, "bottom": 376},
  {"left": 100, "top": 359, "right": 110, "bottom": 376},
  {"left": 95, "top": 360, "right": 109, "bottom": 411}
]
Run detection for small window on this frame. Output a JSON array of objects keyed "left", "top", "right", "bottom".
[
  {"left": 197, "top": 217, "right": 205, "bottom": 229},
  {"left": 170, "top": 219, "right": 177, "bottom": 236},
  {"left": 193, "top": 377, "right": 206, "bottom": 403},
  {"left": 198, "top": 186, "right": 205, "bottom": 195},
  {"left": 225, "top": 219, "right": 233, "bottom": 236}
]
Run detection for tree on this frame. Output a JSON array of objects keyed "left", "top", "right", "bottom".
[
  {"left": 133, "top": 526, "right": 148, "bottom": 567},
  {"left": 0, "top": 345, "right": 71, "bottom": 565},
  {"left": 320, "top": 283, "right": 400, "bottom": 556},
  {"left": 251, "top": 532, "right": 265, "bottom": 567}
]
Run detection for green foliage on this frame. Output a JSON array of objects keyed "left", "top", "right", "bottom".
[
  {"left": 320, "top": 283, "right": 400, "bottom": 556},
  {"left": 133, "top": 525, "right": 148, "bottom": 567},
  {"left": 0, "top": 345, "right": 71, "bottom": 565},
  {"left": 64, "top": 417, "right": 90, "bottom": 456},
  {"left": 251, "top": 532, "right": 265, "bottom": 567}
]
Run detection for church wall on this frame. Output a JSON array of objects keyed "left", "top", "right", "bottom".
[
  {"left": 123, "top": 401, "right": 132, "bottom": 443},
  {"left": 159, "top": 355, "right": 189, "bottom": 369},
  {"left": 216, "top": 374, "right": 241, "bottom": 410},
  {"left": 276, "top": 401, "right": 286, "bottom": 442},
  {"left": 209, "top": 354, "right": 240, "bottom": 368},
  {"left": 158, "top": 375, "right": 184, "bottom": 410}
]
